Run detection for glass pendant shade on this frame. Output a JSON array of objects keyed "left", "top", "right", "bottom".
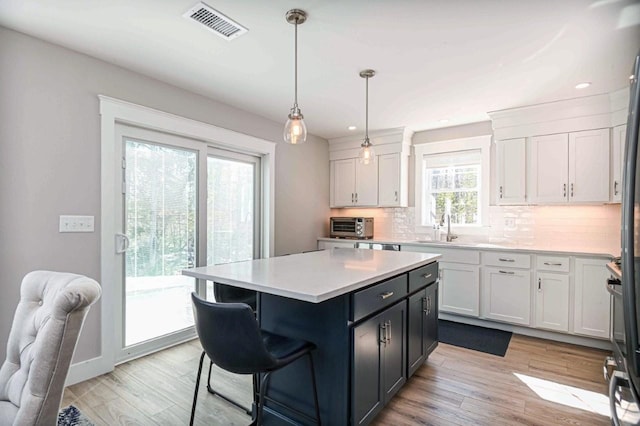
[
  {"left": 358, "top": 140, "right": 376, "bottom": 165},
  {"left": 284, "top": 111, "right": 307, "bottom": 145}
]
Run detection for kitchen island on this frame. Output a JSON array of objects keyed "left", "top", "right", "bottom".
[{"left": 183, "top": 248, "right": 440, "bottom": 425}]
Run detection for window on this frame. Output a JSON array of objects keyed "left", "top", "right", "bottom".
[
  {"left": 414, "top": 136, "right": 491, "bottom": 232},
  {"left": 424, "top": 150, "right": 481, "bottom": 226}
]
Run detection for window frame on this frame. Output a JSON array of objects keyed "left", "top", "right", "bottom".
[{"left": 414, "top": 135, "right": 491, "bottom": 234}]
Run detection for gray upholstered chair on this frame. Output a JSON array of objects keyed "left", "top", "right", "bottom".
[{"left": 0, "top": 271, "right": 101, "bottom": 426}]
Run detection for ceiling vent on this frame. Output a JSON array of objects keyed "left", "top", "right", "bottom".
[{"left": 183, "top": 2, "right": 248, "bottom": 41}]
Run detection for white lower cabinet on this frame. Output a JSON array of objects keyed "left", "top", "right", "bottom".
[
  {"left": 439, "top": 262, "right": 480, "bottom": 317},
  {"left": 535, "top": 272, "right": 570, "bottom": 332},
  {"left": 573, "top": 257, "right": 610, "bottom": 338},
  {"left": 481, "top": 267, "right": 531, "bottom": 325}
]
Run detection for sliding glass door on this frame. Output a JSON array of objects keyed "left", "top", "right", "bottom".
[{"left": 115, "top": 126, "right": 261, "bottom": 362}]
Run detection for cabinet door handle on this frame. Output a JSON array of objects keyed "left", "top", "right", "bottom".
[
  {"left": 355, "top": 193, "right": 358, "bottom": 203},
  {"left": 563, "top": 183, "right": 567, "bottom": 197},
  {"left": 571, "top": 183, "right": 574, "bottom": 198},
  {"left": 543, "top": 262, "right": 563, "bottom": 266},
  {"left": 380, "top": 323, "right": 387, "bottom": 345},
  {"left": 386, "top": 320, "right": 392, "bottom": 344},
  {"left": 422, "top": 297, "right": 428, "bottom": 314},
  {"left": 538, "top": 277, "right": 542, "bottom": 291},
  {"left": 351, "top": 193, "right": 354, "bottom": 203},
  {"left": 380, "top": 291, "right": 394, "bottom": 300},
  {"left": 394, "top": 190, "right": 398, "bottom": 202},
  {"left": 498, "top": 258, "right": 515, "bottom": 262},
  {"left": 427, "top": 296, "right": 431, "bottom": 315},
  {"left": 499, "top": 185, "right": 503, "bottom": 199},
  {"left": 498, "top": 270, "right": 515, "bottom": 275},
  {"left": 614, "top": 181, "right": 619, "bottom": 196}
]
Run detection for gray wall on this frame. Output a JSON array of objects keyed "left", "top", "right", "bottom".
[{"left": 0, "top": 27, "right": 329, "bottom": 363}]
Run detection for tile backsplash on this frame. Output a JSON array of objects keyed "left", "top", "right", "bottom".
[{"left": 330, "top": 204, "right": 621, "bottom": 255}]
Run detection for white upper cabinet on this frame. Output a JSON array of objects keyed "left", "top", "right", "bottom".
[
  {"left": 329, "top": 128, "right": 412, "bottom": 208},
  {"left": 568, "top": 129, "right": 610, "bottom": 203},
  {"left": 378, "top": 153, "right": 408, "bottom": 207},
  {"left": 495, "top": 138, "right": 526, "bottom": 204},
  {"left": 528, "top": 133, "right": 570, "bottom": 203},
  {"left": 611, "top": 125, "right": 627, "bottom": 203},
  {"left": 528, "top": 129, "right": 610, "bottom": 204},
  {"left": 331, "top": 158, "right": 378, "bottom": 207}
]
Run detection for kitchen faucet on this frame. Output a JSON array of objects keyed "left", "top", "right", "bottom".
[{"left": 440, "top": 213, "right": 458, "bottom": 242}]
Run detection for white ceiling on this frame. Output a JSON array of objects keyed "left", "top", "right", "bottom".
[{"left": 1, "top": 0, "right": 639, "bottom": 140}]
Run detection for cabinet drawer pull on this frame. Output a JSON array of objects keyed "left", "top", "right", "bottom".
[
  {"left": 380, "top": 291, "right": 394, "bottom": 300},
  {"left": 422, "top": 273, "right": 433, "bottom": 280},
  {"left": 498, "top": 270, "right": 515, "bottom": 275},
  {"left": 543, "top": 262, "right": 563, "bottom": 266},
  {"left": 498, "top": 258, "right": 515, "bottom": 262}
]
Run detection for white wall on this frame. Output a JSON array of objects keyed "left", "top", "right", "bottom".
[{"left": 0, "top": 27, "right": 329, "bottom": 363}]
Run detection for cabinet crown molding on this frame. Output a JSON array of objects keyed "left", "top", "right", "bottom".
[
  {"left": 329, "top": 127, "right": 413, "bottom": 160},
  {"left": 488, "top": 89, "right": 629, "bottom": 140}
]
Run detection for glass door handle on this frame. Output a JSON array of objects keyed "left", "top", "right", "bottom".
[{"left": 115, "top": 233, "right": 130, "bottom": 254}]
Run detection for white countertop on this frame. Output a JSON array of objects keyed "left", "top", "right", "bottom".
[
  {"left": 182, "top": 249, "right": 440, "bottom": 303},
  {"left": 317, "top": 237, "right": 615, "bottom": 258}
]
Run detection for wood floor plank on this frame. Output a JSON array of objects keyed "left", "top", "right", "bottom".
[{"left": 65, "top": 334, "right": 612, "bottom": 425}]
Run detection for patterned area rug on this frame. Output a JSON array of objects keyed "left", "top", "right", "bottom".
[{"left": 58, "top": 405, "right": 94, "bottom": 426}]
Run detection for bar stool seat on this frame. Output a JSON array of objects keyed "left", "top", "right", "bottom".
[{"left": 190, "top": 293, "right": 321, "bottom": 426}]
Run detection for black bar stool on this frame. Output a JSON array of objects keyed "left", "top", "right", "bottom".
[{"left": 190, "top": 292, "right": 321, "bottom": 426}]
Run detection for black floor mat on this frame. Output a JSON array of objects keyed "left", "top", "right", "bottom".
[{"left": 438, "top": 319, "right": 512, "bottom": 357}]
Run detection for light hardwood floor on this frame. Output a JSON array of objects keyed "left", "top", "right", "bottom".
[{"left": 63, "top": 335, "right": 611, "bottom": 425}]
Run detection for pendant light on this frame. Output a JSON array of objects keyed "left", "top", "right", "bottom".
[
  {"left": 284, "top": 9, "right": 307, "bottom": 145},
  {"left": 358, "top": 69, "right": 376, "bottom": 165}
]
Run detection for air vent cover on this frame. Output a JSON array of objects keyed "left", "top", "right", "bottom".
[{"left": 183, "top": 2, "right": 248, "bottom": 40}]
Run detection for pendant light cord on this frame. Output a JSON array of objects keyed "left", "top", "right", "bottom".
[
  {"left": 294, "top": 20, "right": 298, "bottom": 108},
  {"left": 365, "top": 75, "right": 369, "bottom": 140}
]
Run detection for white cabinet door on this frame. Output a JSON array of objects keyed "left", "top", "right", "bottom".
[
  {"left": 481, "top": 267, "right": 531, "bottom": 325},
  {"left": 535, "top": 272, "right": 569, "bottom": 332},
  {"left": 333, "top": 159, "right": 356, "bottom": 207},
  {"left": 612, "top": 125, "right": 626, "bottom": 203},
  {"left": 528, "top": 134, "right": 569, "bottom": 203},
  {"left": 568, "top": 129, "right": 610, "bottom": 203},
  {"left": 355, "top": 160, "right": 378, "bottom": 206},
  {"left": 378, "top": 153, "right": 405, "bottom": 207},
  {"left": 439, "top": 262, "right": 480, "bottom": 317},
  {"left": 574, "top": 258, "right": 610, "bottom": 338},
  {"left": 496, "top": 138, "right": 526, "bottom": 204}
]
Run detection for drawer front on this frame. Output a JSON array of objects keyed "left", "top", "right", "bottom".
[
  {"left": 408, "top": 262, "right": 438, "bottom": 293},
  {"left": 483, "top": 251, "right": 531, "bottom": 269},
  {"left": 352, "top": 274, "right": 408, "bottom": 322},
  {"left": 536, "top": 255, "right": 570, "bottom": 272}
]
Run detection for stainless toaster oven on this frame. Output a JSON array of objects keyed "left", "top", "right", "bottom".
[{"left": 330, "top": 217, "right": 373, "bottom": 239}]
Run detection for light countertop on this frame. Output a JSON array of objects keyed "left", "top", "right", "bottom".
[
  {"left": 182, "top": 249, "right": 440, "bottom": 303},
  {"left": 317, "top": 237, "right": 615, "bottom": 258}
]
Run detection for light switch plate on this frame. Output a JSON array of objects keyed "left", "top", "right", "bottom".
[{"left": 59, "top": 215, "right": 95, "bottom": 233}]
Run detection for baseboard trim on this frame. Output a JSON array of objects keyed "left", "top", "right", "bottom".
[
  {"left": 439, "top": 313, "right": 613, "bottom": 351},
  {"left": 65, "top": 355, "right": 113, "bottom": 386}
]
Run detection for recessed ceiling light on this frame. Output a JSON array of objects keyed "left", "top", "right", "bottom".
[
  {"left": 439, "top": 119, "right": 450, "bottom": 124},
  {"left": 348, "top": 126, "right": 357, "bottom": 130},
  {"left": 631, "top": 74, "right": 636, "bottom": 81},
  {"left": 575, "top": 82, "right": 591, "bottom": 89}
]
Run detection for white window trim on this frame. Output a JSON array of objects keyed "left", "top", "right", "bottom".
[
  {"left": 414, "top": 135, "right": 491, "bottom": 235},
  {"left": 69, "top": 95, "right": 276, "bottom": 385}
]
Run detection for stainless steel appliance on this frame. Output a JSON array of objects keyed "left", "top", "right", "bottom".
[
  {"left": 608, "top": 50, "right": 640, "bottom": 425},
  {"left": 330, "top": 217, "right": 374, "bottom": 239},
  {"left": 355, "top": 242, "right": 400, "bottom": 251}
]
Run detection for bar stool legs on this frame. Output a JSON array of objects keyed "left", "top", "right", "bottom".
[{"left": 206, "top": 360, "right": 253, "bottom": 415}]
